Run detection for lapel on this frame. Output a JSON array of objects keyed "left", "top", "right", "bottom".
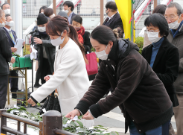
[
  {"left": 3, "top": 27, "right": 14, "bottom": 45},
  {"left": 106, "top": 13, "right": 118, "bottom": 26},
  {"left": 152, "top": 38, "right": 168, "bottom": 69},
  {"left": 145, "top": 45, "right": 153, "bottom": 64}
]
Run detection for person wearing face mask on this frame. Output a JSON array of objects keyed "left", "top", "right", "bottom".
[
  {"left": 27, "top": 16, "right": 94, "bottom": 127},
  {"left": 39, "top": 6, "right": 47, "bottom": 14},
  {"left": 31, "top": 13, "right": 55, "bottom": 88},
  {"left": 1, "top": 2, "right": 10, "bottom": 15},
  {"left": 103, "top": 1, "right": 123, "bottom": 33},
  {"left": 0, "top": 9, "right": 12, "bottom": 108},
  {"left": 142, "top": 12, "right": 179, "bottom": 118},
  {"left": 3, "top": 14, "right": 19, "bottom": 98},
  {"left": 65, "top": 25, "right": 174, "bottom": 135},
  {"left": 63, "top": 1, "right": 76, "bottom": 24},
  {"left": 165, "top": 2, "right": 183, "bottom": 135}
]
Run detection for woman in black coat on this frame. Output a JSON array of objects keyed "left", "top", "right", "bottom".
[
  {"left": 142, "top": 13, "right": 179, "bottom": 107},
  {"left": 0, "top": 10, "right": 12, "bottom": 108}
]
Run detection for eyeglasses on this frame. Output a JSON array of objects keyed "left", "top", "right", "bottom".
[{"left": 164, "top": 15, "right": 180, "bottom": 20}]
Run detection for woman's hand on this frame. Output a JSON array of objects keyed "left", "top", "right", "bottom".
[
  {"left": 44, "top": 76, "right": 50, "bottom": 81},
  {"left": 82, "top": 111, "right": 94, "bottom": 120},
  {"left": 10, "top": 57, "right": 15, "bottom": 63},
  {"left": 34, "top": 37, "right": 42, "bottom": 44},
  {"left": 27, "top": 98, "right": 36, "bottom": 106},
  {"left": 65, "top": 109, "right": 81, "bottom": 119}
]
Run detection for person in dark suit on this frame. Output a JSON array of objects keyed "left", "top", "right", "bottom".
[
  {"left": 3, "top": 14, "right": 19, "bottom": 98},
  {"left": 103, "top": 1, "right": 123, "bottom": 36},
  {"left": 63, "top": 1, "right": 76, "bottom": 24},
  {"left": 142, "top": 13, "right": 179, "bottom": 109},
  {"left": 0, "top": 10, "right": 12, "bottom": 108}
]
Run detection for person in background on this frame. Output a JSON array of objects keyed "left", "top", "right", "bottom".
[
  {"left": 72, "top": 15, "right": 91, "bottom": 54},
  {"left": 142, "top": 13, "right": 179, "bottom": 135},
  {"left": 58, "top": 11, "right": 68, "bottom": 20},
  {"left": 165, "top": 2, "right": 183, "bottom": 135},
  {"left": 66, "top": 25, "right": 173, "bottom": 135},
  {"left": 3, "top": 14, "right": 18, "bottom": 98},
  {"left": 72, "top": 15, "right": 84, "bottom": 44},
  {"left": 0, "top": 9, "right": 12, "bottom": 108},
  {"left": 143, "top": 4, "right": 167, "bottom": 49},
  {"left": 63, "top": 1, "right": 76, "bottom": 24},
  {"left": 44, "top": 8, "right": 55, "bottom": 19},
  {"left": 31, "top": 14, "right": 55, "bottom": 87},
  {"left": 1, "top": 2, "right": 10, "bottom": 15},
  {"left": 39, "top": 6, "right": 47, "bottom": 14},
  {"left": 103, "top": 1, "right": 123, "bottom": 34},
  {"left": 28, "top": 16, "right": 94, "bottom": 127}
]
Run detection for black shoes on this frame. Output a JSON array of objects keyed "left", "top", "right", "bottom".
[{"left": 34, "top": 84, "right": 42, "bottom": 88}]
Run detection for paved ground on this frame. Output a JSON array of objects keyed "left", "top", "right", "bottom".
[{"left": 2, "top": 61, "right": 177, "bottom": 135}]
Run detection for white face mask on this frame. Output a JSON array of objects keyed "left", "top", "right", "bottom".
[
  {"left": 4, "top": 9, "right": 10, "bottom": 15},
  {"left": 38, "top": 26, "right": 46, "bottom": 32},
  {"left": 64, "top": 9, "right": 69, "bottom": 14},
  {"left": 147, "top": 31, "right": 161, "bottom": 43},
  {"left": 0, "top": 22, "right": 5, "bottom": 27},
  {"left": 51, "top": 32, "right": 65, "bottom": 46},
  {"left": 168, "top": 20, "right": 180, "bottom": 30},
  {"left": 5, "top": 21, "right": 14, "bottom": 27},
  {"left": 95, "top": 45, "right": 109, "bottom": 60}
]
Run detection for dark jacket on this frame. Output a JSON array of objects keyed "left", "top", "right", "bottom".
[
  {"left": 167, "top": 27, "right": 183, "bottom": 94},
  {"left": 0, "top": 28, "right": 12, "bottom": 75},
  {"left": 33, "top": 27, "right": 55, "bottom": 73},
  {"left": 3, "top": 27, "right": 17, "bottom": 47},
  {"left": 69, "top": 12, "right": 76, "bottom": 24},
  {"left": 75, "top": 39, "right": 173, "bottom": 133},
  {"left": 142, "top": 37, "right": 179, "bottom": 107},
  {"left": 83, "top": 31, "right": 92, "bottom": 54},
  {"left": 103, "top": 12, "right": 123, "bottom": 31}
]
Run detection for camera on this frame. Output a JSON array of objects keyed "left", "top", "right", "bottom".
[{"left": 30, "top": 29, "right": 41, "bottom": 46}]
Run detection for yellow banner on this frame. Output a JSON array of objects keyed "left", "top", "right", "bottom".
[{"left": 115, "top": 0, "right": 132, "bottom": 40}]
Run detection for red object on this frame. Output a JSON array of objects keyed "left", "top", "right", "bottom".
[
  {"left": 86, "top": 52, "right": 98, "bottom": 75},
  {"left": 77, "top": 26, "right": 85, "bottom": 44}
]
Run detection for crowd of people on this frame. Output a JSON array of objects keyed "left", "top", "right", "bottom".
[{"left": 0, "top": 0, "right": 183, "bottom": 135}]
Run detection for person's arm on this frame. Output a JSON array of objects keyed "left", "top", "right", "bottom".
[
  {"left": 76, "top": 57, "right": 143, "bottom": 117},
  {"left": 30, "top": 47, "right": 79, "bottom": 103},
  {"left": 42, "top": 39, "right": 55, "bottom": 48},
  {"left": 113, "top": 18, "right": 123, "bottom": 30},
  {"left": 0, "top": 31, "right": 12, "bottom": 62},
  {"left": 156, "top": 48, "right": 179, "bottom": 85}
]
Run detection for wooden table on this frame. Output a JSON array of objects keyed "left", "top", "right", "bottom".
[{"left": 8, "top": 67, "right": 28, "bottom": 105}]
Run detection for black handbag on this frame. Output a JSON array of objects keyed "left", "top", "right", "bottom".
[{"left": 39, "top": 91, "right": 61, "bottom": 115}]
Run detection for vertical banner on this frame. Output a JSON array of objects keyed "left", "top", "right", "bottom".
[{"left": 115, "top": 0, "right": 132, "bottom": 40}]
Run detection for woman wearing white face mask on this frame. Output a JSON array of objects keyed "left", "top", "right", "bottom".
[
  {"left": 28, "top": 16, "right": 94, "bottom": 127},
  {"left": 142, "top": 13, "right": 179, "bottom": 109},
  {"left": 66, "top": 25, "right": 174, "bottom": 135}
]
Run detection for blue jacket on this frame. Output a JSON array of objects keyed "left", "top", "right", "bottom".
[{"left": 3, "top": 27, "right": 17, "bottom": 47}]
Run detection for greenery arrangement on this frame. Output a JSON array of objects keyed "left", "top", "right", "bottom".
[
  {"left": 135, "top": 37, "right": 144, "bottom": 54},
  {"left": 7, "top": 105, "right": 119, "bottom": 135}
]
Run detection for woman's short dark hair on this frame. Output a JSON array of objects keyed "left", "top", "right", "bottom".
[
  {"left": 91, "top": 25, "right": 117, "bottom": 45},
  {"left": 153, "top": 4, "right": 167, "bottom": 15},
  {"left": 39, "top": 6, "right": 47, "bottom": 14},
  {"left": 105, "top": 1, "right": 117, "bottom": 12},
  {"left": 44, "top": 8, "right": 53, "bottom": 17},
  {"left": 144, "top": 13, "right": 169, "bottom": 37},
  {"left": 72, "top": 15, "right": 82, "bottom": 24},
  {"left": 63, "top": 1, "right": 74, "bottom": 11}
]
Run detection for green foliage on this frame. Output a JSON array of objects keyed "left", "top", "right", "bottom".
[
  {"left": 91, "top": 47, "right": 95, "bottom": 52},
  {"left": 135, "top": 37, "right": 144, "bottom": 54},
  {"left": 12, "top": 52, "right": 20, "bottom": 57}
]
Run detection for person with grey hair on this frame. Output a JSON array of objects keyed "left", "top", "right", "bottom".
[
  {"left": 0, "top": 9, "right": 12, "bottom": 108},
  {"left": 1, "top": 2, "right": 10, "bottom": 15},
  {"left": 165, "top": 2, "right": 183, "bottom": 135}
]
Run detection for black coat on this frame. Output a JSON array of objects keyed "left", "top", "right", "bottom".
[
  {"left": 103, "top": 13, "right": 123, "bottom": 31},
  {"left": 76, "top": 39, "right": 173, "bottom": 133},
  {"left": 0, "top": 28, "right": 12, "bottom": 75},
  {"left": 142, "top": 38, "right": 179, "bottom": 107},
  {"left": 83, "top": 31, "right": 92, "bottom": 54},
  {"left": 33, "top": 27, "right": 55, "bottom": 73}
]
